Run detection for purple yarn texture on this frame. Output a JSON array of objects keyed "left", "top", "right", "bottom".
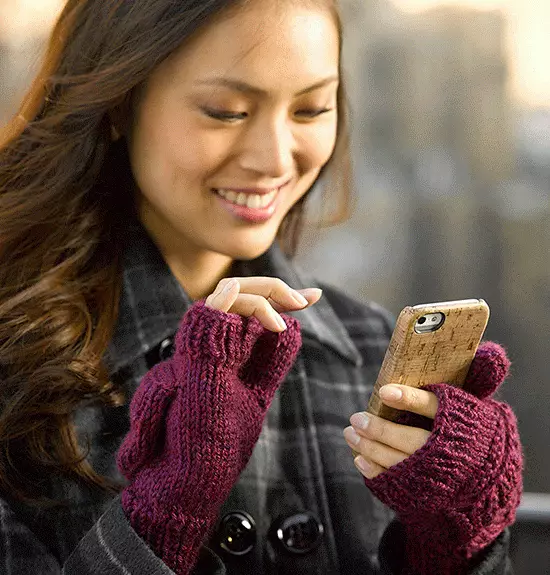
[
  {"left": 364, "top": 342, "right": 523, "bottom": 575},
  {"left": 117, "top": 300, "right": 302, "bottom": 574}
]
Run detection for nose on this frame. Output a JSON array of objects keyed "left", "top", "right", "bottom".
[{"left": 237, "top": 114, "right": 295, "bottom": 179}]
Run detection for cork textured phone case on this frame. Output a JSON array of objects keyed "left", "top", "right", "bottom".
[{"left": 366, "top": 299, "right": 490, "bottom": 422}]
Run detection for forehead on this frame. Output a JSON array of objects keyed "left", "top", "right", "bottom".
[{"left": 158, "top": 2, "right": 339, "bottom": 92}]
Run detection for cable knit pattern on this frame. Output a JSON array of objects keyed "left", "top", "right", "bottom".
[
  {"left": 364, "top": 342, "right": 523, "bottom": 575},
  {"left": 117, "top": 300, "right": 302, "bottom": 574}
]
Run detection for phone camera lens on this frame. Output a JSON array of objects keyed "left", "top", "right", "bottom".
[{"left": 417, "top": 316, "right": 426, "bottom": 325}]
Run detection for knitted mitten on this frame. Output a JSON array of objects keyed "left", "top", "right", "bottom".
[
  {"left": 365, "top": 342, "right": 523, "bottom": 575},
  {"left": 117, "top": 300, "right": 302, "bottom": 574}
]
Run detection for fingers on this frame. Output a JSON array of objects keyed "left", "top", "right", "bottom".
[
  {"left": 205, "top": 276, "right": 323, "bottom": 332},
  {"left": 378, "top": 384, "right": 439, "bottom": 419},
  {"left": 353, "top": 455, "right": 387, "bottom": 480},
  {"left": 227, "top": 293, "right": 289, "bottom": 332},
  {"left": 269, "top": 287, "right": 323, "bottom": 313},
  {"left": 348, "top": 411, "right": 431, "bottom": 454},
  {"left": 344, "top": 410, "right": 431, "bottom": 480},
  {"left": 344, "top": 426, "right": 409, "bottom": 469},
  {"left": 205, "top": 278, "right": 240, "bottom": 312},
  {"left": 234, "top": 277, "right": 320, "bottom": 310}
]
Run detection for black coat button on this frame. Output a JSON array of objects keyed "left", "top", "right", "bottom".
[
  {"left": 271, "top": 512, "right": 324, "bottom": 555},
  {"left": 158, "top": 337, "right": 175, "bottom": 361},
  {"left": 145, "top": 336, "right": 176, "bottom": 369},
  {"left": 215, "top": 511, "right": 256, "bottom": 556}
]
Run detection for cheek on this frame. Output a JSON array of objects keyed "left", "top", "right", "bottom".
[
  {"left": 302, "top": 122, "right": 338, "bottom": 169},
  {"left": 131, "top": 110, "right": 229, "bottom": 187}
]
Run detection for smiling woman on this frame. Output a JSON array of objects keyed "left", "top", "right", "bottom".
[
  {"left": 124, "top": 4, "right": 341, "bottom": 297},
  {"left": 0, "top": 0, "right": 521, "bottom": 574}
]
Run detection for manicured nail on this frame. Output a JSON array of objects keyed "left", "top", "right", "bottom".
[
  {"left": 354, "top": 456, "right": 372, "bottom": 475},
  {"left": 350, "top": 412, "right": 370, "bottom": 430},
  {"left": 343, "top": 426, "right": 361, "bottom": 446},
  {"left": 379, "top": 385, "right": 402, "bottom": 401},
  {"left": 297, "top": 288, "right": 323, "bottom": 300},
  {"left": 275, "top": 313, "right": 287, "bottom": 331},
  {"left": 291, "top": 289, "right": 309, "bottom": 307}
]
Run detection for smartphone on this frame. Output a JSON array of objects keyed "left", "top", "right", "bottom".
[{"left": 366, "top": 298, "right": 490, "bottom": 422}]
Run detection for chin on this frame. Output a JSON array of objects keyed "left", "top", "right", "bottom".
[{"left": 216, "top": 232, "right": 278, "bottom": 262}]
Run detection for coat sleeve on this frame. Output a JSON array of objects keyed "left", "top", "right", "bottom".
[
  {"left": 378, "top": 519, "right": 514, "bottom": 575},
  {"left": 0, "top": 496, "right": 226, "bottom": 574}
]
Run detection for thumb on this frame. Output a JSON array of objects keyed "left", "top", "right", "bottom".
[
  {"left": 241, "top": 315, "right": 302, "bottom": 396},
  {"left": 117, "top": 362, "right": 176, "bottom": 479},
  {"left": 463, "top": 341, "right": 511, "bottom": 400},
  {"left": 205, "top": 278, "right": 240, "bottom": 312}
]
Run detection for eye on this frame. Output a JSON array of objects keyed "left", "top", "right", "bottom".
[
  {"left": 202, "top": 107, "right": 248, "bottom": 122},
  {"left": 295, "top": 108, "right": 334, "bottom": 118}
]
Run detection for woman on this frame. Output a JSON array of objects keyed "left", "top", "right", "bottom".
[{"left": 0, "top": 0, "right": 522, "bottom": 573}]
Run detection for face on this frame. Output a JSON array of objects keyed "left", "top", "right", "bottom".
[{"left": 127, "top": 0, "right": 340, "bottom": 262}]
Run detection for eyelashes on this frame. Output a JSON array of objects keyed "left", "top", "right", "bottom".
[
  {"left": 297, "top": 108, "right": 334, "bottom": 118},
  {"left": 201, "top": 107, "right": 335, "bottom": 122},
  {"left": 202, "top": 108, "right": 247, "bottom": 121}
]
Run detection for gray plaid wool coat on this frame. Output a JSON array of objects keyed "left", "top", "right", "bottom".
[{"left": 0, "top": 218, "right": 512, "bottom": 574}]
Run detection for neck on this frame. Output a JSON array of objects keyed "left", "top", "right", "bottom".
[
  {"left": 137, "top": 209, "right": 234, "bottom": 301},
  {"left": 165, "top": 250, "right": 234, "bottom": 301}
]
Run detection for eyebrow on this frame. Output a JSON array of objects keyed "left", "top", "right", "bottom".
[{"left": 195, "top": 75, "right": 339, "bottom": 97}]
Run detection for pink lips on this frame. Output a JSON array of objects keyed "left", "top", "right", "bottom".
[{"left": 213, "top": 187, "right": 282, "bottom": 223}]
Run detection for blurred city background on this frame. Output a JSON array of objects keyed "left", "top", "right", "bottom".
[{"left": 1, "top": 0, "right": 548, "bottom": 571}]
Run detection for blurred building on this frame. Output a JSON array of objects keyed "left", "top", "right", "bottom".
[
  {"left": 303, "top": 1, "right": 514, "bottom": 306},
  {"left": 300, "top": 0, "right": 550, "bottom": 496}
]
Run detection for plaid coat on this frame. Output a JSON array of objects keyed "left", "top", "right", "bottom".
[{"left": 0, "top": 218, "right": 512, "bottom": 574}]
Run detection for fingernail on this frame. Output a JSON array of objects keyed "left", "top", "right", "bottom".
[
  {"left": 222, "top": 278, "right": 238, "bottom": 294},
  {"left": 297, "top": 288, "right": 323, "bottom": 300},
  {"left": 354, "top": 456, "right": 372, "bottom": 475},
  {"left": 291, "top": 289, "right": 309, "bottom": 307},
  {"left": 276, "top": 314, "right": 287, "bottom": 331},
  {"left": 343, "top": 426, "right": 361, "bottom": 446},
  {"left": 379, "top": 385, "right": 402, "bottom": 401},
  {"left": 350, "top": 412, "right": 370, "bottom": 430}
]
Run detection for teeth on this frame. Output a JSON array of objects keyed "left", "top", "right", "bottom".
[
  {"left": 260, "top": 191, "right": 277, "bottom": 207},
  {"left": 216, "top": 188, "right": 278, "bottom": 209},
  {"left": 248, "top": 194, "right": 262, "bottom": 209}
]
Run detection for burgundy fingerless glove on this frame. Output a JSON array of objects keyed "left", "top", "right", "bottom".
[
  {"left": 364, "top": 342, "right": 523, "bottom": 575},
  {"left": 116, "top": 301, "right": 302, "bottom": 574}
]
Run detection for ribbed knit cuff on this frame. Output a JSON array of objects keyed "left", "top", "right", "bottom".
[
  {"left": 366, "top": 385, "right": 502, "bottom": 508},
  {"left": 174, "top": 300, "right": 255, "bottom": 366},
  {"left": 174, "top": 300, "right": 302, "bottom": 397}
]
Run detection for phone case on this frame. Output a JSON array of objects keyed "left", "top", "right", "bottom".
[{"left": 367, "top": 299, "right": 490, "bottom": 422}]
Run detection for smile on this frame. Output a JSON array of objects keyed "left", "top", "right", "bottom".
[
  {"left": 211, "top": 184, "right": 287, "bottom": 224},
  {"left": 213, "top": 188, "right": 278, "bottom": 209}
]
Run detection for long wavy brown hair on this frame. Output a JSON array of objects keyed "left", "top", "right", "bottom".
[{"left": 0, "top": 0, "right": 352, "bottom": 504}]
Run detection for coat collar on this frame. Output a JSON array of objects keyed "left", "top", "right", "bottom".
[{"left": 104, "top": 218, "right": 363, "bottom": 374}]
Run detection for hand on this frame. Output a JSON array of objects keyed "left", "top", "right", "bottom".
[
  {"left": 344, "top": 384, "right": 438, "bottom": 479},
  {"left": 343, "top": 340, "right": 512, "bottom": 478},
  {"left": 344, "top": 342, "right": 523, "bottom": 575},
  {"left": 117, "top": 298, "right": 304, "bottom": 574},
  {"left": 205, "top": 276, "right": 322, "bottom": 332}
]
